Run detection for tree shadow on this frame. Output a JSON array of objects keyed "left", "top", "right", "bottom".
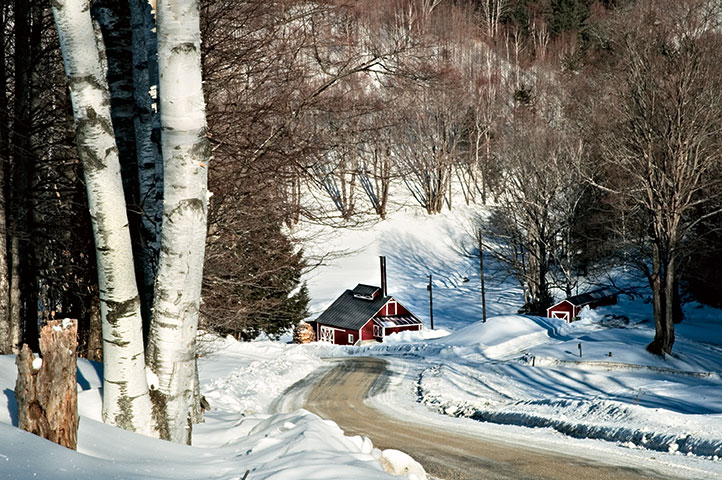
[
  {"left": 76, "top": 360, "right": 103, "bottom": 391},
  {"left": 3, "top": 388, "right": 18, "bottom": 427}
]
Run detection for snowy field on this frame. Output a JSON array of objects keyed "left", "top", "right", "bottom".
[
  {"left": 301, "top": 205, "right": 722, "bottom": 478},
  {"left": 1, "top": 205, "right": 722, "bottom": 478}
]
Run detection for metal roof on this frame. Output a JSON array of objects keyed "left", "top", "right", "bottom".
[
  {"left": 352, "top": 284, "right": 380, "bottom": 300},
  {"left": 374, "top": 315, "right": 422, "bottom": 328},
  {"left": 315, "top": 285, "right": 391, "bottom": 330},
  {"left": 565, "top": 287, "right": 617, "bottom": 307}
]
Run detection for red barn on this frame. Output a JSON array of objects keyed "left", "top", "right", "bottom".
[
  {"left": 547, "top": 288, "right": 618, "bottom": 322},
  {"left": 313, "top": 284, "right": 422, "bottom": 346}
]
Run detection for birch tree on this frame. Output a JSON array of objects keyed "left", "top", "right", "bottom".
[
  {"left": 145, "top": 0, "right": 210, "bottom": 444},
  {"left": 51, "top": 0, "right": 155, "bottom": 435}
]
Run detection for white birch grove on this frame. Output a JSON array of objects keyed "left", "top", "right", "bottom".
[
  {"left": 145, "top": 0, "right": 210, "bottom": 444},
  {"left": 51, "top": 0, "right": 154, "bottom": 435}
]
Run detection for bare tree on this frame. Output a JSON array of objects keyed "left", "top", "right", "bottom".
[
  {"left": 358, "top": 127, "right": 394, "bottom": 219},
  {"left": 394, "top": 75, "right": 467, "bottom": 214},
  {"left": 459, "top": 43, "right": 507, "bottom": 205},
  {"left": 600, "top": 0, "right": 722, "bottom": 355},
  {"left": 478, "top": 0, "right": 508, "bottom": 40},
  {"left": 482, "top": 105, "right": 592, "bottom": 313}
]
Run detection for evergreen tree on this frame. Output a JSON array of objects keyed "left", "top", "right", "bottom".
[
  {"left": 202, "top": 193, "right": 309, "bottom": 340},
  {"left": 549, "top": 0, "right": 590, "bottom": 37}
]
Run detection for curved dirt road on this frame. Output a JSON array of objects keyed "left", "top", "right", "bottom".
[{"left": 275, "top": 357, "right": 677, "bottom": 480}]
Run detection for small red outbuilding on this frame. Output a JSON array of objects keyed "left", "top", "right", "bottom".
[
  {"left": 312, "top": 284, "right": 422, "bottom": 346},
  {"left": 547, "top": 288, "right": 618, "bottom": 322}
]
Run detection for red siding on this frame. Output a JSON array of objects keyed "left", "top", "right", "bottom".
[
  {"left": 547, "top": 300, "right": 575, "bottom": 322},
  {"left": 316, "top": 323, "right": 360, "bottom": 345},
  {"left": 379, "top": 300, "right": 395, "bottom": 316},
  {"left": 360, "top": 319, "right": 374, "bottom": 341}
]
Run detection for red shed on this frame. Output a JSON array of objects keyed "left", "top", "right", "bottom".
[
  {"left": 547, "top": 288, "right": 618, "bottom": 322},
  {"left": 313, "top": 284, "right": 422, "bottom": 346}
]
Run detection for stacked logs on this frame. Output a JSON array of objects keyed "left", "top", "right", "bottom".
[{"left": 293, "top": 321, "right": 315, "bottom": 344}]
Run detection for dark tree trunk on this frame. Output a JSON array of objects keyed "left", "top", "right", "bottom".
[
  {"left": 15, "top": 319, "right": 79, "bottom": 450},
  {"left": 672, "top": 276, "right": 683, "bottom": 324},
  {"left": 129, "top": 0, "right": 163, "bottom": 337},
  {"left": 648, "top": 247, "right": 675, "bottom": 356},
  {"left": 10, "top": 0, "right": 38, "bottom": 351},
  {"left": 93, "top": 0, "right": 153, "bottom": 327},
  {"left": 0, "top": 0, "right": 12, "bottom": 354},
  {"left": 86, "top": 290, "right": 102, "bottom": 362}
]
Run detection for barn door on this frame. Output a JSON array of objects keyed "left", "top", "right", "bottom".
[
  {"left": 319, "top": 325, "right": 334, "bottom": 343},
  {"left": 551, "top": 311, "right": 570, "bottom": 322}
]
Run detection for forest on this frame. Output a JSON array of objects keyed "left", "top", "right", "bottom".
[{"left": 2, "top": 0, "right": 722, "bottom": 440}]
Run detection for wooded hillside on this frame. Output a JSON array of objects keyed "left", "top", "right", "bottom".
[{"left": 1, "top": 0, "right": 720, "bottom": 366}]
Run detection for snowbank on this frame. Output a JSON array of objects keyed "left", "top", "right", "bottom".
[
  {"left": 0, "top": 339, "right": 402, "bottom": 480},
  {"left": 412, "top": 315, "right": 722, "bottom": 460}
]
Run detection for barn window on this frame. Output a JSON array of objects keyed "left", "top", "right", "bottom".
[
  {"left": 348, "top": 333, "right": 354, "bottom": 344},
  {"left": 373, "top": 325, "right": 382, "bottom": 337}
]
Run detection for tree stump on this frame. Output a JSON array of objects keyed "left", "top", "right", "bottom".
[
  {"left": 15, "top": 319, "right": 78, "bottom": 450},
  {"left": 293, "top": 321, "right": 315, "bottom": 344}
]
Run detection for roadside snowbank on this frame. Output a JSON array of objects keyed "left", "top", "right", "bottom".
[
  {"left": 0, "top": 340, "right": 419, "bottom": 480},
  {"left": 412, "top": 315, "right": 722, "bottom": 459}
]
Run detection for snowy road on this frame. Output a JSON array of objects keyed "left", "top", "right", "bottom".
[{"left": 274, "top": 357, "right": 678, "bottom": 480}]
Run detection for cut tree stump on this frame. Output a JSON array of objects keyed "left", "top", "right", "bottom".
[{"left": 15, "top": 319, "right": 79, "bottom": 450}]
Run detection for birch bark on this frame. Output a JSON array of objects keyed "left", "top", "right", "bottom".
[
  {"left": 51, "top": 0, "right": 154, "bottom": 435},
  {"left": 146, "top": 0, "right": 210, "bottom": 444}
]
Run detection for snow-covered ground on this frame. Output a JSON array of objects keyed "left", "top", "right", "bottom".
[
  {"left": 2, "top": 204, "right": 722, "bottom": 478},
  {"left": 300, "top": 205, "right": 722, "bottom": 478}
]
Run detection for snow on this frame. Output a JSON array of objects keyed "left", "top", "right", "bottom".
[
  {"left": 31, "top": 357, "right": 42, "bottom": 370},
  {"left": 377, "top": 449, "right": 426, "bottom": 480},
  {"left": 2, "top": 204, "right": 722, "bottom": 479},
  {"left": 0, "top": 342, "right": 401, "bottom": 480},
  {"left": 300, "top": 205, "right": 722, "bottom": 478}
]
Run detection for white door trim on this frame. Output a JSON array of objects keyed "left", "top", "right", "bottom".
[{"left": 320, "top": 325, "right": 335, "bottom": 343}]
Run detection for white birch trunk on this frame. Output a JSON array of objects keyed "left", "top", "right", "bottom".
[
  {"left": 146, "top": 0, "right": 210, "bottom": 444},
  {"left": 51, "top": 0, "right": 154, "bottom": 435}
]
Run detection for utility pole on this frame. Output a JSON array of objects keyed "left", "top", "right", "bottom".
[
  {"left": 427, "top": 274, "right": 434, "bottom": 329},
  {"left": 479, "top": 228, "right": 487, "bottom": 323}
]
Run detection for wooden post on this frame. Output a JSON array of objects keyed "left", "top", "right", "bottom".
[
  {"left": 15, "top": 319, "right": 78, "bottom": 450},
  {"left": 427, "top": 275, "right": 434, "bottom": 330},
  {"left": 478, "top": 228, "right": 487, "bottom": 323}
]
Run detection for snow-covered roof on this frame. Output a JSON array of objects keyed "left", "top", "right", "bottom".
[
  {"left": 315, "top": 285, "right": 420, "bottom": 331},
  {"left": 373, "top": 315, "right": 422, "bottom": 329},
  {"left": 352, "top": 284, "right": 381, "bottom": 300},
  {"left": 315, "top": 285, "right": 391, "bottom": 330}
]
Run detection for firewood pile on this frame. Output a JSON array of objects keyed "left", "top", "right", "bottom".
[{"left": 293, "top": 321, "right": 315, "bottom": 344}]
